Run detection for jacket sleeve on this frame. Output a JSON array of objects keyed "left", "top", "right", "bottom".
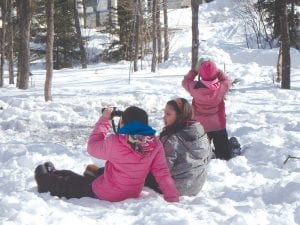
[
  {"left": 150, "top": 142, "right": 179, "bottom": 202},
  {"left": 217, "top": 70, "right": 231, "bottom": 90},
  {"left": 87, "top": 116, "right": 113, "bottom": 160},
  {"left": 182, "top": 70, "right": 198, "bottom": 94}
]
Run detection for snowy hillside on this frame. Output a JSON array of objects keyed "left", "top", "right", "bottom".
[{"left": 0, "top": 1, "right": 300, "bottom": 225}]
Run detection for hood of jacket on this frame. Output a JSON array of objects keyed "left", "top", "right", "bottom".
[
  {"left": 118, "top": 121, "right": 157, "bottom": 157},
  {"left": 126, "top": 134, "right": 156, "bottom": 157}
]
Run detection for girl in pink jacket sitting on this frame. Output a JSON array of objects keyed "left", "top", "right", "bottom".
[
  {"left": 182, "top": 59, "right": 232, "bottom": 160},
  {"left": 34, "top": 106, "right": 179, "bottom": 202}
]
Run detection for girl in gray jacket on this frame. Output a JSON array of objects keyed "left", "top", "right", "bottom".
[{"left": 145, "top": 98, "right": 212, "bottom": 196}]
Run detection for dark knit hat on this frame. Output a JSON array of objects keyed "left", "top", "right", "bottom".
[{"left": 122, "top": 106, "right": 148, "bottom": 125}]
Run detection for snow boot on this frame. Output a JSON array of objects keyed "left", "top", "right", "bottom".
[
  {"left": 34, "top": 164, "right": 49, "bottom": 193},
  {"left": 84, "top": 164, "right": 100, "bottom": 177},
  {"left": 229, "top": 137, "right": 241, "bottom": 158},
  {"left": 83, "top": 164, "right": 105, "bottom": 178}
]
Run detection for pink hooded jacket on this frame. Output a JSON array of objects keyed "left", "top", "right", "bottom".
[
  {"left": 87, "top": 117, "right": 179, "bottom": 202},
  {"left": 182, "top": 69, "right": 231, "bottom": 132}
]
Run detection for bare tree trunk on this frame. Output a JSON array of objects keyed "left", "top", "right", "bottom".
[
  {"left": 133, "top": 0, "right": 140, "bottom": 72},
  {"left": 244, "top": 23, "right": 250, "bottom": 49},
  {"left": 276, "top": 44, "right": 282, "bottom": 83},
  {"left": 108, "top": 0, "right": 112, "bottom": 29},
  {"left": 82, "top": 0, "right": 87, "bottom": 28},
  {"left": 273, "top": 0, "right": 281, "bottom": 38},
  {"left": 289, "top": 0, "right": 299, "bottom": 49},
  {"left": 45, "top": 0, "right": 54, "bottom": 102},
  {"left": 16, "top": 2, "right": 20, "bottom": 87},
  {"left": 280, "top": 0, "right": 290, "bottom": 89},
  {"left": 191, "top": 0, "right": 201, "bottom": 70},
  {"left": 139, "top": 2, "right": 144, "bottom": 69},
  {"left": 156, "top": 0, "right": 162, "bottom": 63},
  {"left": 163, "top": 0, "right": 169, "bottom": 61},
  {"left": 151, "top": 0, "right": 157, "bottom": 72},
  {"left": 74, "top": 0, "right": 87, "bottom": 69},
  {"left": 17, "top": 0, "right": 31, "bottom": 90},
  {"left": 7, "top": 0, "right": 14, "bottom": 84},
  {"left": 0, "top": 0, "right": 7, "bottom": 87}
]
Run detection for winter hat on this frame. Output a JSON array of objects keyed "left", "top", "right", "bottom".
[
  {"left": 118, "top": 106, "right": 156, "bottom": 135},
  {"left": 122, "top": 106, "right": 148, "bottom": 125},
  {"left": 199, "top": 60, "right": 217, "bottom": 81}
]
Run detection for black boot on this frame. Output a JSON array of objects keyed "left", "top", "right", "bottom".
[
  {"left": 229, "top": 137, "right": 241, "bottom": 158},
  {"left": 34, "top": 165, "right": 49, "bottom": 193}
]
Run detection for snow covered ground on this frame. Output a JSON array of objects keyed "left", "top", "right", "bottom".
[{"left": 1, "top": 1, "right": 300, "bottom": 224}]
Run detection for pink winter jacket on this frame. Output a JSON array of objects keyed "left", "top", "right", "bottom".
[
  {"left": 87, "top": 117, "right": 179, "bottom": 202},
  {"left": 182, "top": 69, "right": 231, "bottom": 132}
]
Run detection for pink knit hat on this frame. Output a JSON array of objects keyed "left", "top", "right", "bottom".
[{"left": 199, "top": 60, "right": 217, "bottom": 81}]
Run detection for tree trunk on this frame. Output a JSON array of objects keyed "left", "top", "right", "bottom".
[
  {"left": 151, "top": 0, "right": 157, "bottom": 72},
  {"left": 289, "top": 0, "right": 299, "bottom": 49},
  {"left": 156, "top": 0, "right": 162, "bottom": 63},
  {"left": 133, "top": 0, "right": 140, "bottom": 72},
  {"left": 7, "top": 0, "right": 14, "bottom": 84},
  {"left": 280, "top": 0, "right": 290, "bottom": 89},
  {"left": 74, "top": 0, "right": 87, "bottom": 69},
  {"left": 0, "top": 0, "right": 7, "bottom": 87},
  {"left": 276, "top": 44, "right": 282, "bottom": 83},
  {"left": 108, "top": 0, "right": 113, "bottom": 29},
  {"left": 163, "top": 0, "right": 169, "bottom": 61},
  {"left": 191, "top": 0, "right": 200, "bottom": 70},
  {"left": 139, "top": 2, "right": 144, "bottom": 69},
  {"left": 82, "top": 0, "right": 87, "bottom": 28},
  {"left": 17, "top": 0, "right": 31, "bottom": 90},
  {"left": 273, "top": 0, "right": 281, "bottom": 38},
  {"left": 45, "top": 0, "right": 54, "bottom": 102}
]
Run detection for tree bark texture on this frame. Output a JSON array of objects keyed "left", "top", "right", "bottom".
[
  {"left": 280, "top": 0, "right": 290, "bottom": 89},
  {"left": 74, "top": 0, "right": 87, "bottom": 69},
  {"left": 156, "top": 0, "right": 162, "bottom": 63},
  {"left": 163, "top": 0, "right": 169, "bottom": 61},
  {"left": 17, "top": 0, "right": 31, "bottom": 90},
  {"left": 191, "top": 0, "right": 200, "bottom": 70},
  {"left": 7, "top": 0, "right": 14, "bottom": 84},
  {"left": 44, "top": 0, "right": 54, "bottom": 101},
  {"left": 133, "top": 0, "right": 140, "bottom": 72},
  {"left": 151, "top": 0, "right": 157, "bottom": 72},
  {"left": 0, "top": 0, "right": 7, "bottom": 87}
]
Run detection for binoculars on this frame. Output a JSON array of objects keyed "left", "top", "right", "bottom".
[{"left": 102, "top": 107, "right": 123, "bottom": 119}]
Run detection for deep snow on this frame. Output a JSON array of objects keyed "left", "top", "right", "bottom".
[{"left": 0, "top": 1, "right": 300, "bottom": 225}]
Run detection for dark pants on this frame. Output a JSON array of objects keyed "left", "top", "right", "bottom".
[
  {"left": 36, "top": 168, "right": 104, "bottom": 199},
  {"left": 144, "top": 173, "right": 162, "bottom": 194},
  {"left": 207, "top": 129, "right": 231, "bottom": 160}
]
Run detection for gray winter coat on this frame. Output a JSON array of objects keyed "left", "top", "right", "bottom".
[{"left": 160, "top": 121, "right": 212, "bottom": 196}]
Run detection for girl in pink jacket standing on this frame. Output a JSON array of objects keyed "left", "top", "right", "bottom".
[
  {"left": 34, "top": 106, "right": 179, "bottom": 202},
  {"left": 182, "top": 59, "right": 232, "bottom": 160}
]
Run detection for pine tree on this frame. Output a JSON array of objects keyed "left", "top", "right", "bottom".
[
  {"left": 54, "top": 0, "right": 78, "bottom": 69},
  {"left": 255, "top": 0, "right": 299, "bottom": 49},
  {"left": 32, "top": 0, "right": 84, "bottom": 69}
]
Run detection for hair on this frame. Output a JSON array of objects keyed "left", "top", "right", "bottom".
[
  {"left": 122, "top": 106, "right": 148, "bottom": 125},
  {"left": 159, "top": 98, "right": 192, "bottom": 138}
]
